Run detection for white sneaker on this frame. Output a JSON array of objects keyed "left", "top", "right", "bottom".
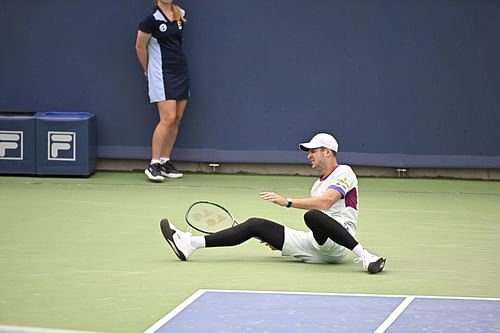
[
  {"left": 160, "top": 219, "right": 194, "bottom": 261},
  {"left": 145, "top": 163, "right": 165, "bottom": 182},
  {"left": 160, "top": 161, "right": 183, "bottom": 179},
  {"left": 354, "top": 250, "right": 386, "bottom": 274}
]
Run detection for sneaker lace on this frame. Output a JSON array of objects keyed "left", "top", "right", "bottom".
[
  {"left": 176, "top": 227, "right": 192, "bottom": 238},
  {"left": 354, "top": 252, "right": 379, "bottom": 265}
]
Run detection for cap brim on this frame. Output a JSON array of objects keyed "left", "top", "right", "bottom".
[{"left": 299, "top": 143, "right": 317, "bottom": 151}]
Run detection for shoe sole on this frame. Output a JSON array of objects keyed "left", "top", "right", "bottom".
[
  {"left": 161, "top": 172, "right": 183, "bottom": 179},
  {"left": 145, "top": 169, "right": 165, "bottom": 182},
  {"left": 367, "top": 257, "right": 386, "bottom": 274},
  {"left": 160, "top": 219, "right": 187, "bottom": 261}
]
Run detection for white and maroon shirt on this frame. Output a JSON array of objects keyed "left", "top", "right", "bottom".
[{"left": 310, "top": 164, "right": 359, "bottom": 230}]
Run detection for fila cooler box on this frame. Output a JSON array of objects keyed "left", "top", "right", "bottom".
[
  {"left": 35, "top": 112, "right": 96, "bottom": 176},
  {"left": 0, "top": 112, "right": 37, "bottom": 174}
]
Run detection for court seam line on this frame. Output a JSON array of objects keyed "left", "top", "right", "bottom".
[
  {"left": 2, "top": 180, "right": 499, "bottom": 196},
  {"left": 373, "top": 296, "right": 415, "bottom": 333}
]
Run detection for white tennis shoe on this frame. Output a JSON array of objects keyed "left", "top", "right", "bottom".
[
  {"left": 354, "top": 250, "right": 386, "bottom": 274},
  {"left": 145, "top": 163, "right": 165, "bottom": 182},
  {"left": 160, "top": 161, "right": 183, "bottom": 179},
  {"left": 160, "top": 219, "right": 194, "bottom": 261}
]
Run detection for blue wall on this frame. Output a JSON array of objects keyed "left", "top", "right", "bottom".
[{"left": 1, "top": 0, "right": 499, "bottom": 168}]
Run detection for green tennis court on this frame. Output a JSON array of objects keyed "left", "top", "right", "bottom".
[{"left": 0, "top": 172, "right": 499, "bottom": 332}]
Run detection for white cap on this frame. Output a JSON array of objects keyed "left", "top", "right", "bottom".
[{"left": 299, "top": 133, "right": 338, "bottom": 152}]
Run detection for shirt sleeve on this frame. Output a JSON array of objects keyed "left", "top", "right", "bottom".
[
  {"left": 327, "top": 166, "right": 356, "bottom": 199},
  {"left": 138, "top": 15, "right": 154, "bottom": 34}
]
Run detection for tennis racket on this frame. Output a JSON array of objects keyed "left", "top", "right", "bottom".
[{"left": 184, "top": 200, "right": 238, "bottom": 234}]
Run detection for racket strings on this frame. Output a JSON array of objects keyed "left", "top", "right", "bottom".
[{"left": 185, "top": 202, "right": 236, "bottom": 234}]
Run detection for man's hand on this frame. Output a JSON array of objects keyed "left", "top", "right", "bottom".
[{"left": 260, "top": 191, "right": 287, "bottom": 207}]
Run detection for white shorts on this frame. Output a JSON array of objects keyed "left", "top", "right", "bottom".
[{"left": 281, "top": 225, "right": 355, "bottom": 264}]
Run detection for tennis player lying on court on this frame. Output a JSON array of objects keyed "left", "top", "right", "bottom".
[{"left": 160, "top": 133, "right": 387, "bottom": 274}]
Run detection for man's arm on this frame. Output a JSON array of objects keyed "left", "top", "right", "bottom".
[{"left": 260, "top": 189, "right": 341, "bottom": 210}]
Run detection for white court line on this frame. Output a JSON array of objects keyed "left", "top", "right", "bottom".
[
  {"left": 143, "top": 289, "right": 206, "bottom": 333},
  {"left": 195, "top": 289, "right": 500, "bottom": 301},
  {"left": 373, "top": 296, "right": 415, "bottom": 333}
]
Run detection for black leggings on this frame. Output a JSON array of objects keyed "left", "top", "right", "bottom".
[
  {"left": 304, "top": 209, "right": 358, "bottom": 250},
  {"left": 205, "top": 217, "right": 285, "bottom": 250},
  {"left": 205, "top": 209, "right": 358, "bottom": 251}
]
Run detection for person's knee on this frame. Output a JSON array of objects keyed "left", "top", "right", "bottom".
[
  {"left": 174, "top": 112, "right": 184, "bottom": 124},
  {"left": 243, "top": 217, "right": 267, "bottom": 229},
  {"left": 243, "top": 218, "right": 279, "bottom": 236},
  {"left": 158, "top": 115, "right": 176, "bottom": 127},
  {"left": 304, "top": 209, "right": 323, "bottom": 226}
]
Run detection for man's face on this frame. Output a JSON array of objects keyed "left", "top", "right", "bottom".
[{"left": 307, "top": 147, "right": 326, "bottom": 170}]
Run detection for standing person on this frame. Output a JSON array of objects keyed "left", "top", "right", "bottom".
[
  {"left": 160, "top": 133, "right": 387, "bottom": 274},
  {"left": 136, "top": 0, "right": 189, "bottom": 182}
]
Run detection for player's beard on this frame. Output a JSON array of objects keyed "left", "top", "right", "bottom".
[{"left": 310, "top": 157, "right": 324, "bottom": 170}]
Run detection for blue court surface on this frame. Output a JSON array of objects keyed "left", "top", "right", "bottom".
[{"left": 145, "top": 290, "right": 500, "bottom": 333}]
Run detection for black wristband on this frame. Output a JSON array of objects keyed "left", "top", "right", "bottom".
[{"left": 286, "top": 198, "right": 293, "bottom": 208}]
